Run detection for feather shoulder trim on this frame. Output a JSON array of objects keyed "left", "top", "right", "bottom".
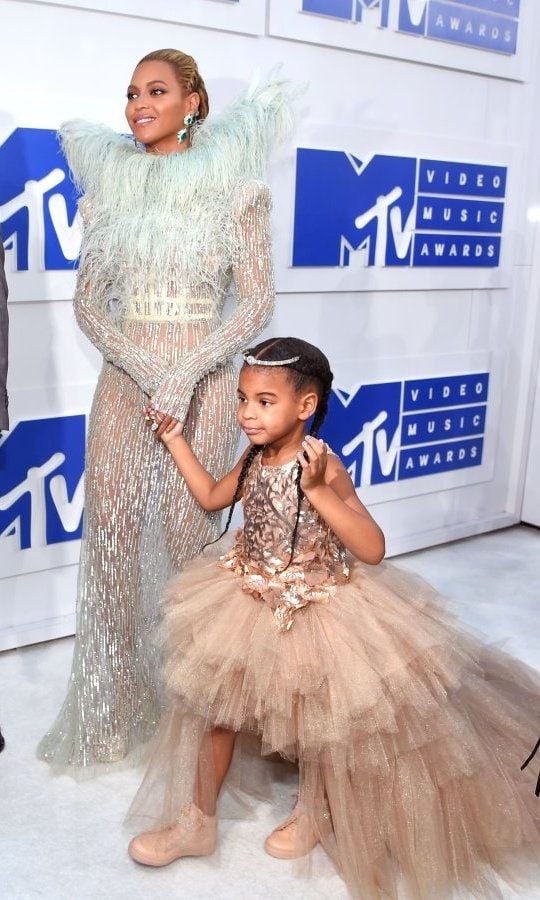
[
  {"left": 58, "top": 69, "right": 298, "bottom": 201},
  {"left": 192, "top": 67, "right": 299, "bottom": 183},
  {"left": 58, "top": 119, "right": 125, "bottom": 197}
]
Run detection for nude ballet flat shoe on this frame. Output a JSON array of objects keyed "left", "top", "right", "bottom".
[
  {"left": 264, "top": 806, "right": 319, "bottom": 860},
  {"left": 128, "top": 803, "right": 217, "bottom": 867}
]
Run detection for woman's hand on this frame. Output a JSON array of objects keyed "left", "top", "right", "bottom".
[
  {"left": 143, "top": 405, "right": 184, "bottom": 445},
  {"left": 297, "top": 436, "right": 328, "bottom": 492}
]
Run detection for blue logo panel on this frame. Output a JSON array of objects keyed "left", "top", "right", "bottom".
[
  {"left": 320, "top": 372, "right": 489, "bottom": 487},
  {"left": 293, "top": 149, "right": 416, "bottom": 268},
  {"left": 301, "top": 0, "right": 520, "bottom": 56},
  {"left": 0, "top": 415, "right": 85, "bottom": 550},
  {"left": 302, "top": 0, "right": 359, "bottom": 18},
  {"left": 416, "top": 198, "right": 504, "bottom": 233},
  {"left": 398, "top": 0, "right": 425, "bottom": 34},
  {"left": 320, "top": 382, "right": 402, "bottom": 485},
  {"left": 403, "top": 373, "right": 489, "bottom": 409},
  {"left": 399, "top": 437, "right": 484, "bottom": 478},
  {"left": 426, "top": 2, "right": 518, "bottom": 54},
  {"left": 293, "top": 149, "right": 507, "bottom": 270},
  {"left": 418, "top": 160, "right": 506, "bottom": 197},
  {"left": 301, "top": 0, "right": 387, "bottom": 22},
  {"left": 0, "top": 127, "right": 80, "bottom": 272},
  {"left": 401, "top": 406, "right": 486, "bottom": 445},
  {"left": 455, "top": 0, "right": 519, "bottom": 12},
  {"left": 413, "top": 234, "right": 501, "bottom": 267}
]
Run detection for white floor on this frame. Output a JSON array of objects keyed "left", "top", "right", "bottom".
[{"left": 1, "top": 525, "right": 539, "bottom": 900}]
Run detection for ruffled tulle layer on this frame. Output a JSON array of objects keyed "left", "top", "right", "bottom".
[{"left": 127, "top": 547, "right": 540, "bottom": 899}]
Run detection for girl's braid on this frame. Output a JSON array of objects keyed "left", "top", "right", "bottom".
[
  {"left": 279, "top": 355, "right": 333, "bottom": 571},
  {"left": 288, "top": 353, "right": 332, "bottom": 438},
  {"left": 284, "top": 462, "right": 304, "bottom": 572},
  {"left": 203, "top": 444, "right": 262, "bottom": 549}
]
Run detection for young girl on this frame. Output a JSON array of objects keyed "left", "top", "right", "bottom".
[{"left": 127, "top": 337, "right": 540, "bottom": 899}]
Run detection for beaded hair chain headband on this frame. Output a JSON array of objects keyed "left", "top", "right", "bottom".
[{"left": 243, "top": 353, "right": 300, "bottom": 367}]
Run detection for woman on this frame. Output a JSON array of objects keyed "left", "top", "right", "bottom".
[{"left": 38, "top": 50, "right": 292, "bottom": 771}]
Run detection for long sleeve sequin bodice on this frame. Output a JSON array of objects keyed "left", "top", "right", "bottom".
[
  {"left": 62, "top": 72, "right": 295, "bottom": 419},
  {"left": 220, "top": 456, "right": 350, "bottom": 632},
  {"left": 72, "top": 181, "right": 274, "bottom": 417}
]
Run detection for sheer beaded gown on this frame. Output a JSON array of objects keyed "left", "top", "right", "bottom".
[{"left": 38, "top": 76, "right": 292, "bottom": 771}]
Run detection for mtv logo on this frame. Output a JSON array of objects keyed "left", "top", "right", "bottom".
[
  {"left": 293, "top": 149, "right": 506, "bottom": 270},
  {"left": 0, "top": 128, "right": 81, "bottom": 272},
  {"left": 320, "top": 372, "right": 489, "bottom": 490},
  {"left": 301, "top": 0, "right": 387, "bottom": 22},
  {"left": 0, "top": 415, "right": 85, "bottom": 551},
  {"left": 320, "top": 382, "right": 401, "bottom": 486},
  {"left": 293, "top": 149, "right": 416, "bottom": 268},
  {"left": 397, "top": 0, "right": 429, "bottom": 34}
]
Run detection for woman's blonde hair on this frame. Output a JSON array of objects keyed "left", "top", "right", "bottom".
[{"left": 137, "top": 49, "right": 209, "bottom": 120}]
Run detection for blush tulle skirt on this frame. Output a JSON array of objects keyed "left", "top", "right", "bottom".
[{"left": 126, "top": 546, "right": 540, "bottom": 899}]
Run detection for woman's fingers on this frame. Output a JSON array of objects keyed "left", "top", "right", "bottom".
[
  {"left": 164, "top": 420, "right": 184, "bottom": 439},
  {"left": 143, "top": 405, "right": 157, "bottom": 424},
  {"left": 155, "top": 414, "right": 176, "bottom": 438},
  {"left": 146, "top": 410, "right": 165, "bottom": 432},
  {"left": 145, "top": 406, "right": 183, "bottom": 441}
]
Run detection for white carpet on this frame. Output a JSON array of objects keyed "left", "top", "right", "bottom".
[{"left": 1, "top": 525, "right": 539, "bottom": 899}]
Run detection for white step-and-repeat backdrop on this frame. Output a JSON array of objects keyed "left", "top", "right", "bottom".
[{"left": 1, "top": 0, "right": 539, "bottom": 650}]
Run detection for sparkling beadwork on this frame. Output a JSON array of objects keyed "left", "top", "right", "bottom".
[
  {"left": 37, "top": 105, "right": 280, "bottom": 772},
  {"left": 243, "top": 353, "right": 300, "bottom": 367},
  {"left": 219, "top": 454, "right": 349, "bottom": 633}
]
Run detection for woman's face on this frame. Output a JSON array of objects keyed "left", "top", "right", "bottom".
[{"left": 125, "top": 59, "right": 199, "bottom": 154}]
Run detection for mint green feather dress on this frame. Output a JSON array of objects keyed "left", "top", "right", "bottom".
[{"left": 38, "top": 74, "right": 293, "bottom": 772}]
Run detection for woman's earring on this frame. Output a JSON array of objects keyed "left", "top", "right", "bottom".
[{"left": 178, "top": 109, "right": 200, "bottom": 144}]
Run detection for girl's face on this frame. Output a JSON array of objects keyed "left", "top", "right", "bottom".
[
  {"left": 237, "top": 366, "right": 317, "bottom": 447},
  {"left": 125, "top": 60, "right": 199, "bottom": 153}
]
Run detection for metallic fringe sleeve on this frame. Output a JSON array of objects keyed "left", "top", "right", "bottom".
[
  {"left": 151, "top": 181, "right": 275, "bottom": 420},
  {"left": 74, "top": 199, "right": 169, "bottom": 395}
]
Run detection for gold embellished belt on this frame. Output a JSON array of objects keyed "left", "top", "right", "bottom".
[{"left": 124, "top": 295, "right": 217, "bottom": 323}]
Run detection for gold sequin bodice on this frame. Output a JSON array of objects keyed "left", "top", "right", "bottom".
[{"left": 220, "top": 454, "right": 350, "bottom": 632}]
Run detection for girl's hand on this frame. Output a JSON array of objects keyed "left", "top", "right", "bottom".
[
  {"left": 159, "top": 416, "right": 184, "bottom": 445},
  {"left": 297, "top": 436, "right": 328, "bottom": 491},
  {"left": 143, "top": 405, "right": 184, "bottom": 444}
]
